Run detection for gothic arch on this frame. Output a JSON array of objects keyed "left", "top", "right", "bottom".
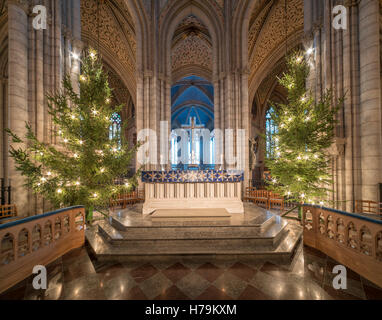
[
  {"left": 81, "top": 0, "right": 137, "bottom": 105},
  {"left": 158, "top": 0, "right": 224, "bottom": 78}
]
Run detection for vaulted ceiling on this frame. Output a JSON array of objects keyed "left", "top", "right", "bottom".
[
  {"left": 248, "top": 0, "right": 304, "bottom": 89},
  {"left": 81, "top": 0, "right": 136, "bottom": 100},
  {"left": 171, "top": 15, "right": 212, "bottom": 81}
]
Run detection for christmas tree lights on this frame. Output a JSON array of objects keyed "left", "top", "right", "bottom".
[
  {"left": 6, "top": 49, "right": 140, "bottom": 222},
  {"left": 265, "top": 50, "right": 343, "bottom": 217}
]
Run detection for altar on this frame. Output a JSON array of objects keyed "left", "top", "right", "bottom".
[{"left": 141, "top": 170, "right": 244, "bottom": 215}]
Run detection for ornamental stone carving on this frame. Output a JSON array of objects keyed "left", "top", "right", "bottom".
[
  {"left": 81, "top": 0, "right": 136, "bottom": 75},
  {"left": 172, "top": 34, "right": 212, "bottom": 74},
  {"left": 248, "top": 0, "right": 303, "bottom": 83}
]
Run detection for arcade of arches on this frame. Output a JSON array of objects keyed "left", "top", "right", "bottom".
[{"left": 0, "top": 0, "right": 381, "bottom": 217}]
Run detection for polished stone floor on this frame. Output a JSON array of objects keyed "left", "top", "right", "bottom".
[{"left": 1, "top": 237, "right": 382, "bottom": 300}]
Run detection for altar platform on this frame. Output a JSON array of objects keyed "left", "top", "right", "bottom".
[{"left": 86, "top": 203, "right": 302, "bottom": 263}]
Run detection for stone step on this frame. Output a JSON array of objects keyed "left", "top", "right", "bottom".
[
  {"left": 86, "top": 223, "right": 302, "bottom": 263},
  {"left": 97, "top": 217, "right": 288, "bottom": 248},
  {"left": 110, "top": 210, "right": 276, "bottom": 232}
]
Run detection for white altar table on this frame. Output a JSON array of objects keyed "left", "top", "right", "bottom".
[{"left": 141, "top": 170, "right": 244, "bottom": 215}]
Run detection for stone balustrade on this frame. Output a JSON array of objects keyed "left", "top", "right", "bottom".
[
  {"left": 302, "top": 205, "right": 382, "bottom": 288},
  {"left": 0, "top": 206, "right": 85, "bottom": 294}
]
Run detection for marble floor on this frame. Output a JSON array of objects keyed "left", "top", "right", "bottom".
[{"left": 1, "top": 236, "right": 382, "bottom": 300}]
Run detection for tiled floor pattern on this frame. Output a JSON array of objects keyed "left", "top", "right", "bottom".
[{"left": 1, "top": 240, "right": 382, "bottom": 300}]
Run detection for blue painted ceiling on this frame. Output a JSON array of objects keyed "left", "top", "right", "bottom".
[{"left": 171, "top": 76, "right": 214, "bottom": 131}]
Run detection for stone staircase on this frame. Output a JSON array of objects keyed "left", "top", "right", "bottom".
[{"left": 86, "top": 204, "right": 302, "bottom": 263}]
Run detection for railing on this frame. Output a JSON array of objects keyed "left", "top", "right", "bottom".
[
  {"left": 0, "top": 206, "right": 85, "bottom": 294},
  {"left": 302, "top": 205, "right": 382, "bottom": 288}
]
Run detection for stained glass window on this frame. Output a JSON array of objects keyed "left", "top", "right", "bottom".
[
  {"left": 266, "top": 107, "right": 277, "bottom": 159},
  {"left": 109, "top": 112, "right": 122, "bottom": 148}
]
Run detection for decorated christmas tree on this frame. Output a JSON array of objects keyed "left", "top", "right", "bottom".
[
  {"left": 265, "top": 50, "right": 343, "bottom": 218},
  {"left": 6, "top": 49, "right": 139, "bottom": 222}
]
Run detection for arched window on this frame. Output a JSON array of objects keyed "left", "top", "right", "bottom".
[
  {"left": 265, "top": 107, "right": 277, "bottom": 159},
  {"left": 109, "top": 112, "right": 122, "bottom": 148}
]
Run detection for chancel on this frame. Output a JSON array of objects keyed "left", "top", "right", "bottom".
[{"left": 0, "top": 0, "right": 382, "bottom": 302}]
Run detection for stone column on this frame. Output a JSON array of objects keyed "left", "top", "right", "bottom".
[
  {"left": 359, "top": 0, "right": 382, "bottom": 202},
  {"left": 8, "top": 0, "right": 29, "bottom": 215}
]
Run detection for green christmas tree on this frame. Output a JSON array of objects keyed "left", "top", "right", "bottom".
[
  {"left": 265, "top": 50, "right": 343, "bottom": 217},
  {"left": 6, "top": 49, "right": 139, "bottom": 222}
]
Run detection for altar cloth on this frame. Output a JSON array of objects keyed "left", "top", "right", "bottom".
[{"left": 141, "top": 170, "right": 244, "bottom": 183}]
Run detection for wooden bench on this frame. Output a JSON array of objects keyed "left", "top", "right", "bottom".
[
  {"left": 243, "top": 188, "right": 285, "bottom": 212},
  {"left": 0, "top": 204, "right": 17, "bottom": 220},
  {"left": 355, "top": 200, "right": 382, "bottom": 216},
  {"left": 110, "top": 190, "right": 145, "bottom": 210},
  {"left": 268, "top": 192, "right": 284, "bottom": 212},
  {"left": 243, "top": 187, "right": 257, "bottom": 202}
]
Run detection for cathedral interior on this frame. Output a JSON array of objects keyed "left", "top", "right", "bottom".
[{"left": 0, "top": 0, "right": 382, "bottom": 302}]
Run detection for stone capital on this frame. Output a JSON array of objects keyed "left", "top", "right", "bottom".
[{"left": 328, "top": 137, "right": 347, "bottom": 157}]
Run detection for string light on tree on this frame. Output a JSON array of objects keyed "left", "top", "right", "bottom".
[
  {"left": 265, "top": 50, "right": 342, "bottom": 220},
  {"left": 306, "top": 47, "right": 314, "bottom": 56},
  {"left": 71, "top": 52, "right": 80, "bottom": 61},
  {"left": 6, "top": 48, "right": 140, "bottom": 222}
]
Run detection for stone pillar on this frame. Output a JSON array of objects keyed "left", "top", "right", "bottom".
[
  {"left": 359, "top": 0, "right": 382, "bottom": 202},
  {"left": 303, "top": 0, "right": 376, "bottom": 211},
  {"left": 6, "top": 0, "right": 81, "bottom": 215},
  {"left": 8, "top": 1, "right": 29, "bottom": 215}
]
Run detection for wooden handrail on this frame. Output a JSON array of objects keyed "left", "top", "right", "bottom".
[
  {"left": 302, "top": 205, "right": 382, "bottom": 288},
  {"left": 0, "top": 206, "right": 85, "bottom": 294}
]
